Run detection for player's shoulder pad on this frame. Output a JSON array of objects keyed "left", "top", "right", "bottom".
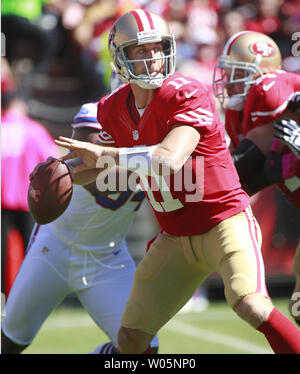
[
  {"left": 158, "top": 72, "right": 210, "bottom": 111},
  {"left": 249, "top": 71, "right": 287, "bottom": 115},
  {"left": 97, "top": 83, "right": 130, "bottom": 122},
  {"left": 254, "top": 71, "right": 284, "bottom": 90},
  {"left": 162, "top": 72, "right": 207, "bottom": 97},
  {"left": 72, "top": 102, "right": 101, "bottom": 130}
]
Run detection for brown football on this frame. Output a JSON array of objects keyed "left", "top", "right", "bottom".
[{"left": 28, "top": 158, "right": 73, "bottom": 224}]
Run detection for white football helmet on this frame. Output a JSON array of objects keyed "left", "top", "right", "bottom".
[
  {"left": 213, "top": 31, "right": 282, "bottom": 109},
  {"left": 108, "top": 9, "right": 176, "bottom": 89}
]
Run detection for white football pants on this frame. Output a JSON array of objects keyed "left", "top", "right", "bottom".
[{"left": 2, "top": 224, "right": 159, "bottom": 349}]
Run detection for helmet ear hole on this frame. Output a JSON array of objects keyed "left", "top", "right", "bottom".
[
  {"left": 115, "top": 55, "right": 123, "bottom": 70},
  {"left": 122, "top": 45, "right": 130, "bottom": 60},
  {"left": 162, "top": 39, "right": 171, "bottom": 54},
  {"left": 115, "top": 46, "right": 126, "bottom": 68}
]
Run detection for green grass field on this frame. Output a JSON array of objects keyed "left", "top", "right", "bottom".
[{"left": 20, "top": 298, "right": 294, "bottom": 354}]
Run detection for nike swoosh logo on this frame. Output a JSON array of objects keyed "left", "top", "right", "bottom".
[
  {"left": 263, "top": 81, "right": 275, "bottom": 91},
  {"left": 185, "top": 89, "right": 198, "bottom": 98}
]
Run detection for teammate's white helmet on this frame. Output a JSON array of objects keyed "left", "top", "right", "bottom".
[
  {"left": 213, "top": 31, "right": 282, "bottom": 109},
  {"left": 108, "top": 9, "right": 176, "bottom": 89}
]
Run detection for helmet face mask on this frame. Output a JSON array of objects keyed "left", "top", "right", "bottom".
[
  {"left": 109, "top": 10, "right": 176, "bottom": 89},
  {"left": 213, "top": 31, "right": 282, "bottom": 110},
  {"left": 213, "top": 58, "right": 262, "bottom": 109}
]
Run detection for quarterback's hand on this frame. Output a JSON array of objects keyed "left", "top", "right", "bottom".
[
  {"left": 29, "top": 156, "right": 57, "bottom": 181},
  {"left": 55, "top": 137, "right": 115, "bottom": 172},
  {"left": 274, "top": 119, "right": 300, "bottom": 159}
]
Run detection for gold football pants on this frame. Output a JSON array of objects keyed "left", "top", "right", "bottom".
[{"left": 121, "top": 207, "right": 267, "bottom": 335}]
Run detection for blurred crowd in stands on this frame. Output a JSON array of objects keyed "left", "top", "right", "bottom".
[{"left": 2, "top": 0, "right": 300, "bottom": 105}]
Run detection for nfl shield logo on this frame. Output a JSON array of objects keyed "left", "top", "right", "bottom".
[{"left": 132, "top": 130, "right": 139, "bottom": 141}]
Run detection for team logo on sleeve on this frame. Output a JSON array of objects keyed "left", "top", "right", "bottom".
[
  {"left": 98, "top": 130, "right": 115, "bottom": 144},
  {"left": 249, "top": 41, "right": 275, "bottom": 57}
]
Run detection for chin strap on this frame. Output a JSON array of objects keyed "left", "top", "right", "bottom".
[
  {"left": 131, "top": 73, "right": 165, "bottom": 90},
  {"left": 226, "top": 95, "right": 246, "bottom": 110}
]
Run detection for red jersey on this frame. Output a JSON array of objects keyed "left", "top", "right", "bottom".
[
  {"left": 225, "top": 70, "right": 300, "bottom": 210},
  {"left": 98, "top": 72, "right": 249, "bottom": 235}
]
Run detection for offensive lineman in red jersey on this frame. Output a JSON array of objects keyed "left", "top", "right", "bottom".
[
  {"left": 213, "top": 30, "right": 300, "bottom": 326},
  {"left": 55, "top": 10, "right": 300, "bottom": 354}
]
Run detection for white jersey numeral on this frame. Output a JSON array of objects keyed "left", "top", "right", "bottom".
[
  {"left": 139, "top": 156, "right": 205, "bottom": 212},
  {"left": 140, "top": 174, "right": 183, "bottom": 212},
  {"left": 167, "top": 77, "right": 192, "bottom": 90}
]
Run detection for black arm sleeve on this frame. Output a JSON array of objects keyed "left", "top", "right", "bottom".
[
  {"left": 231, "top": 138, "right": 266, "bottom": 181},
  {"left": 231, "top": 138, "right": 283, "bottom": 196}
]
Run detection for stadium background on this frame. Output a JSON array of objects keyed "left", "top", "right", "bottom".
[{"left": 2, "top": 0, "right": 300, "bottom": 312}]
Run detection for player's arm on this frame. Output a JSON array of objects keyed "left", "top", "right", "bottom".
[
  {"left": 29, "top": 127, "right": 101, "bottom": 187},
  {"left": 118, "top": 125, "right": 200, "bottom": 176},
  {"left": 232, "top": 113, "right": 300, "bottom": 195},
  {"left": 66, "top": 128, "right": 135, "bottom": 193},
  {"left": 152, "top": 125, "right": 200, "bottom": 175},
  {"left": 231, "top": 120, "right": 275, "bottom": 186},
  {"left": 66, "top": 127, "right": 121, "bottom": 194},
  {"left": 55, "top": 125, "right": 200, "bottom": 177}
]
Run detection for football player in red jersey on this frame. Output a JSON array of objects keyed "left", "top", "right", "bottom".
[
  {"left": 213, "top": 30, "right": 300, "bottom": 326},
  {"left": 55, "top": 10, "right": 300, "bottom": 354}
]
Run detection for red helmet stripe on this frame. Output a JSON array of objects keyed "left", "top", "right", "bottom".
[
  {"left": 131, "top": 9, "right": 144, "bottom": 31},
  {"left": 131, "top": 9, "right": 155, "bottom": 32},
  {"left": 223, "top": 30, "right": 251, "bottom": 55},
  {"left": 144, "top": 10, "right": 155, "bottom": 29}
]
